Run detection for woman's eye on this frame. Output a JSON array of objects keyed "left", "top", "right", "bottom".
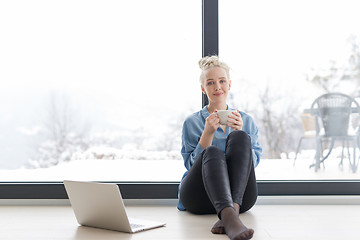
[
  {"left": 220, "top": 80, "right": 227, "bottom": 84},
  {"left": 207, "top": 81, "right": 214, "bottom": 85}
]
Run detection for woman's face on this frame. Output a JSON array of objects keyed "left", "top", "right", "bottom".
[{"left": 201, "top": 67, "right": 231, "bottom": 104}]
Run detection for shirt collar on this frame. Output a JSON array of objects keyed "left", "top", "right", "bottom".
[{"left": 201, "top": 106, "right": 210, "bottom": 120}]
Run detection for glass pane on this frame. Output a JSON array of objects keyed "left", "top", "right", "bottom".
[
  {"left": 220, "top": 0, "right": 360, "bottom": 180},
  {"left": 0, "top": 0, "right": 201, "bottom": 181}
]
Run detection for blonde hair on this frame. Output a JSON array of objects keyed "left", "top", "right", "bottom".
[{"left": 198, "top": 55, "right": 230, "bottom": 84}]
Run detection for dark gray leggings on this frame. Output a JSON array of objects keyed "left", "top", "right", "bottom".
[{"left": 179, "top": 130, "right": 257, "bottom": 218}]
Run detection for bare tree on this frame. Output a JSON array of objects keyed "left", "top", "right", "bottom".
[
  {"left": 306, "top": 35, "right": 360, "bottom": 97},
  {"left": 155, "top": 114, "right": 184, "bottom": 152},
  {"left": 347, "top": 35, "right": 360, "bottom": 93},
  {"left": 27, "top": 92, "right": 90, "bottom": 168},
  {"left": 306, "top": 60, "right": 341, "bottom": 93},
  {"left": 251, "top": 85, "right": 302, "bottom": 159}
]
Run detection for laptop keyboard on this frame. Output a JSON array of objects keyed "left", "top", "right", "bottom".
[{"left": 130, "top": 223, "right": 145, "bottom": 229}]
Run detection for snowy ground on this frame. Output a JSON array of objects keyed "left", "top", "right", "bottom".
[{"left": 0, "top": 149, "right": 359, "bottom": 182}]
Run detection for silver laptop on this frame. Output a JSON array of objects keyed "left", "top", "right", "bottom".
[{"left": 63, "top": 180, "right": 166, "bottom": 233}]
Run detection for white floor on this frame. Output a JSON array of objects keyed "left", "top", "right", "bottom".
[{"left": 2, "top": 201, "right": 360, "bottom": 240}]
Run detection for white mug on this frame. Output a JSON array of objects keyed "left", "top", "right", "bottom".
[{"left": 216, "top": 110, "right": 234, "bottom": 125}]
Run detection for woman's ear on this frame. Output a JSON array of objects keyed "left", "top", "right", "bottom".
[{"left": 201, "top": 85, "right": 206, "bottom": 95}]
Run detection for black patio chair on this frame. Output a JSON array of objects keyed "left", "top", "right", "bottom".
[{"left": 310, "top": 92, "right": 360, "bottom": 173}]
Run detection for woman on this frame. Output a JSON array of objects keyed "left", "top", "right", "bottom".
[{"left": 177, "top": 56, "right": 262, "bottom": 240}]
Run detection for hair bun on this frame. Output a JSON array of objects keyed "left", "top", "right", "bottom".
[
  {"left": 198, "top": 55, "right": 220, "bottom": 70},
  {"left": 198, "top": 55, "right": 230, "bottom": 84}
]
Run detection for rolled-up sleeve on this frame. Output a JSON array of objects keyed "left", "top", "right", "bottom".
[
  {"left": 245, "top": 115, "right": 262, "bottom": 167},
  {"left": 181, "top": 118, "right": 203, "bottom": 170},
  {"left": 249, "top": 130, "right": 261, "bottom": 167}
]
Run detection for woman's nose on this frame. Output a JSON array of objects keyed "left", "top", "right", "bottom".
[{"left": 214, "top": 82, "right": 221, "bottom": 90}]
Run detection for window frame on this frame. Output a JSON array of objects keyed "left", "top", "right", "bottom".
[
  {"left": 1, "top": 0, "right": 360, "bottom": 200},
  {"left": 1, "top": 181, "right": 360, "bottom": 199}
]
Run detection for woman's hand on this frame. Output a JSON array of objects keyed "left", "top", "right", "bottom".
[
  {"left": 199, "top": 110, "right": 220, "bottom": 149},
  {"left": 227, "top": 110, "right": 243, "bottom": 130},
  {"left": 204, "top": 111, "right": 221, "bottom": 134}
]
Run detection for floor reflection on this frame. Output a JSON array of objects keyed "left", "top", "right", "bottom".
[{"left": 73, "top": 226, "right": 133, "bottom": 240}]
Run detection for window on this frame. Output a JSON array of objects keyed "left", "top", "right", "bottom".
[
  {"left": 220, "top": 0, "right": 360, "bottom": 180},
  {"left": 0, "top": 0, "right": 201, "bottom": 182},
  {"left": 1, "top": 0, "right": 359, "bottom": 199}
]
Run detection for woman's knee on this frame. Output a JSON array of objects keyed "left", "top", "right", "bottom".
[
  {"left": 228, "top": 130, "right": 251, "bottom": 146},
  {"left": 229, "top": 130, "right": 249, "bottom": 140},
  {"left": 203, "top": 145, "right": 223, "bottom": 157},
  {"left": 202, "top": 146, "right": 226, "bottom": 164},
  {"left": 226, "top": 131, "right": 253, "bottom": 163}
]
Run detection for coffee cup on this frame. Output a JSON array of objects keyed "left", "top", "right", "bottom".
[{"left": 216, "top": 110, "right": 234, "bottom": 125}]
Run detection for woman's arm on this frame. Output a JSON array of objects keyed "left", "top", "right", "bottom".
[
  {"left": 245, "top": 115, "right": 262, "bottom": 167},
  {"left": 181, "top": 120, "right": 203, "bottom": 170},
  {"left": 249, "top": 126, "right": 262, "bottom": 167},
  {"left": 181, "top": 111, "right": 220, "bottom": 170},
  {"left": 199, "top": 112, "right": 220, "bottom": 149}
]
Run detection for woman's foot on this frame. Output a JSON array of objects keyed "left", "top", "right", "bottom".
[
  {"left": 211, "top": 220, "right": 226, "bottom": 234},
  {"left": 221, "top": 207, "right": 254, "bottom": 240},
  {"left": 211, "top": 202, "right": 241, "bottom": 235},
  {"left": 224, "top": 219, "right": 254, "bottom": 240}
]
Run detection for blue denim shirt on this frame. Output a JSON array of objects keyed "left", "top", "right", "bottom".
[{"left": 177, "top": 106, "right": 262, "bottom": 211}]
